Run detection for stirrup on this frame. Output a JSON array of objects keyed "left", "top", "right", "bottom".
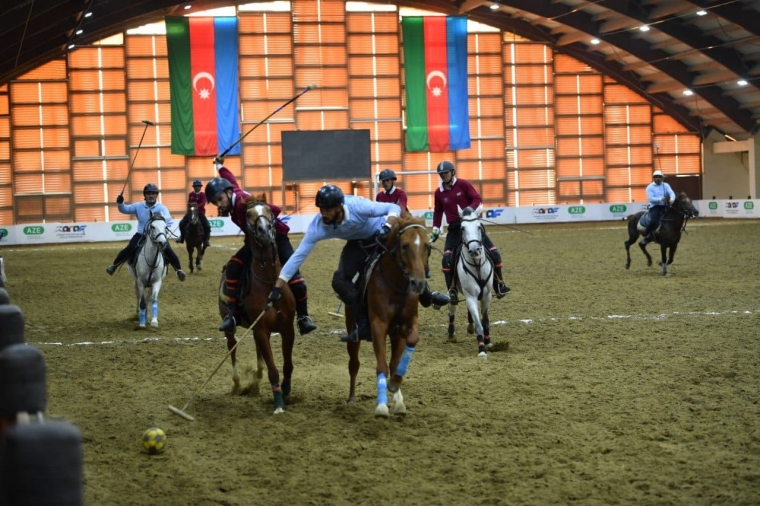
[
  {"left": 496, "top": 283, "right": 510, "bottom": 299},
  {"left": 219, "top": 315, "right": 236, "bottom": 333},
  {"left": 176, "top": 269, "right": 187, "bottom": 281},
  {"left": 106, "top": 265, "right": 116, "bottom": 276},
  {"left": 430, "top": 291, "right": 450, "bottom": 308},
  {"left": 447, "top": 288, "right": 459, "bottom": 305}
]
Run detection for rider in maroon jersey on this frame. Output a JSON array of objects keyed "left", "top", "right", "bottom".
[{"left": 430, "top": 161, "right": 510, "bottom": 304}]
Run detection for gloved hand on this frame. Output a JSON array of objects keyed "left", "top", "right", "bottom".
[
  {"left": 268, "top": 286, "right": 283, "bottom": 309},
  {"left": 213, "top": 154, "right": 225, "bottom": 169},
  {"left": 116, "top": 195, "right": 124, "bottom": 205},
  {"left": 429, "top": 228, "right": 440, "bottom": 243},
  {"left": 377, "top": 222, "right": 392, "bottom": 239}
]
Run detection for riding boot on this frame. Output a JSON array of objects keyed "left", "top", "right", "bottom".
[
  {"left": 493, "top": 266, "right": 510, "bottom": 298},
  {"left": 444, "top": 271, "right": 458, "bottom": 305},
  {"left": 176, "top": 234, "right": 184, "bottom": 244},
  {"left": 339, "top": 306, "right": 371, "bottom": 343},
  {"left": 295, "top": 298, "right": 317, "bottom": 336},
  {"left": 219, "top": 302, "right": 237, "bottom": 333},
  {"left": 419, "top": 283, "right": 450, "bottom": 310},
  {"left": 640, "top": 228, "right": 652, "bottom": 246}
]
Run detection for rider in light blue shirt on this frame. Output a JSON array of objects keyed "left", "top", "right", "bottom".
[
  {"left": 105, "top": 183, "right": 186, "bottom": 281},
  {"left": 268, "top": 184, "right": 449, "bottom": 343},
  {"left": 641, "top": 170, "right": 676, "bottom": 245}
]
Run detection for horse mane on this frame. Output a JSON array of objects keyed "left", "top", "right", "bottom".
[
  {"left": 462, "top": 207, "right": 476, "bottom": 218},
  {"left": 393, "top": 210, "right": 425, "bottom": 231},
  {"left": 242, "top": 193, "right": 268, "bottom": 208}
]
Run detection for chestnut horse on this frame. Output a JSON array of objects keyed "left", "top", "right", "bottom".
[
  {"left": 624, "top": 191, "right": 699, "bottom": 276},
  {"left": 217, "top": 194, "right": 296, "bottom": 414},
  {"left": 345, "top": 212, "right": 430, "bottom": 418},
  {"left": 181, "top": 201, "right": 207, "bottom": 273}
]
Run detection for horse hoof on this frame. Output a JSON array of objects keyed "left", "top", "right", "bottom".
[
  {"left": 346, "top": 398, "right": 357, "bottom": 407},
  {"left": 393, "top": 403, "right": 407, "bottom": 416},
  {"left": 478, "top": 351, "right": 488, "bottom": 359},
  {"left": 374, "top": 404, "right": 390, "bottom": 418},
  {"left": 150, "top": 321, "right": 158, "bottom": 328},
  {"left": 139, "top": 322, "right": 146, "bottom": 328},
  {"left": 273, "top": 407, "right": 285, "bottom": 415},
  {"left": 447, "top": 334, "right": 456, "bottom": 343},
  {"left": 467, "top": 323, "right": 474, "bottom": 335}
]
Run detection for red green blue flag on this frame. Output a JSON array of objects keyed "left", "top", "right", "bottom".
[
  {"left": 165, "top": 16, "right": 240, "bottom": 156},
  {"left": 402, "top": 16, "right": 470, "bottom": 153}
]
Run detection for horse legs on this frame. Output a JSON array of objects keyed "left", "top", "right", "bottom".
[
  {"left": 196, "top": 245, "right": 205, "bottom": 272},
  {"left": 186, "top": 246, "right": 194, "bottom": 274},
  {"left": 253, "top": 328, "right": 285, "bottom": 415},
  {"left": 465, "top": 296, "right": 488, "bottom": 359},
  {"left": 279, "top": 320, "right": 295, "bottom": 398},
  {"left": 345, "top": 310, "right": 361, "bottom": 407},
  {"left": 225, "top": 332, "right": 242, "bottom": 395},
  {"left": 388, "top": 326, "right": 418, "bottom": 417},
  {"left": 659, "top": 245, "right": 670, "bottom": 276},
  {"left": 137, "top": 283, "right": 148, "bottom": 327},
  {"left": 371, "top": 319, "right": 392, "bottom": 418},
  {"left": 638, "top": 241, "right": 653, "bottom": 267},
  {"left": 467, "top": 311, "right": 474, "bottom": 335},
  {"left": 447, "top": 306, "right": 456, "bottom": 342},
  {"left": 481, "top": 297, "right": 492, "bottom": 351}
]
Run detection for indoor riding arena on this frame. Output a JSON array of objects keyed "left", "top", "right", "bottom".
[{"left": 4, "top": 217, "right": 759, "bottom": 505}]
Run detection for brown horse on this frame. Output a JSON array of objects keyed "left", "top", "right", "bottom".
[
  {"left": 624, "top": 191, "right": 699, "bottom": 275},
  {"left": 344, "top": 212, "right": 430, "bottom": 417},
  {"left": 181, "top": 202, "right": 207, "bottom": 273},
  {"left": 217, "top": 194, "right": 296, "bottom": 414}
]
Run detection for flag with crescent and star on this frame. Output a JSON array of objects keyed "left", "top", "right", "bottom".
[
  {"left": 402, "top": 16, "right": 470, "bottom": 153},
  {"left": 165, "top": 16, "right": 241, "bottom": 156}
]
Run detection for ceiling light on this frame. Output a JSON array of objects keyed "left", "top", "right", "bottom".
[
  {"left": 696, "top": 10, "right": 707, "bottom": 16},
  {"left": 489, "top": 3, "right": 499, "bottom": 10},
  {"left": 68, "top": 44, "right": 75, "bottom": 49},
  {"left": 590, "top": 38, "right": 600, "bottom": 45},
  {"left": 639, "top": 25, "right": 650, "bottom": 32},
  {"left": 84, "top": 12, "right": 92, "bottom": 18},
  {"left": 75, "top": 29, "right": 83, "bottom": 35},
  {"left": 184, "top": 4, "right": 192, "bottom": 9},
  {"left": 682, "top": 89, "right": 694, "bottom": 96},
  {"left": 737, "top": 79, "right": 748, "bottom": 86}
]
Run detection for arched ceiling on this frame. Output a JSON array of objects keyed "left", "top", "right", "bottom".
[{"left": 2, "top": 0, "right": 759, "bottom": 139}]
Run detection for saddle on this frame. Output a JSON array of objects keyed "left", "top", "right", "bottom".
[
  {"left": 636, "top": 212, "right": 662, "bottom": 238},
  {"left": 126, "top": 235, "right": 149, "bottom": 267}
]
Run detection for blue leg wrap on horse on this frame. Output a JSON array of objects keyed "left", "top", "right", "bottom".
[
  {"left": 377, "top": 373, "right": 388, "bottom": 406},
  {"left": 396, "top": 345, "right": 415, "bottom": 378},
  {"left": 152, "top": 301, "right": 158, "bottom": 319}
]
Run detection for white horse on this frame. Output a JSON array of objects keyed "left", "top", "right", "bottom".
[
  {"left": 447, "top": 206, "right": 494, "bottom": 359},
  {"left": 128, "top": 213, "right": 168, "bottom": 327}
]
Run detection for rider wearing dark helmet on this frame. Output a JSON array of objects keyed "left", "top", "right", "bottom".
[
  {"left": 267, "top": 184, "right": 449, "bottom": 343},
  {"left": 431, "top": 161, "right": 509, "bottom": 303},
  {"left": 105, "top": 183, "right": 186, "bottom": 281},
  {"left": 206, "top": 156, "right": 316, "bottom": 336},
  {"left": 176, "top": 179, "right": 211, "bottom": 248},
  {"left": 376, "top": 169, "right": 408, "bottom": 211}
]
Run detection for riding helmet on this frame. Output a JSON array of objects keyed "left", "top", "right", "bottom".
[
  {"left": 653, "top": 170, "right": 664, "bottom": 177},
  {"left": 192, "top": 179, "right": 203, "bottom": 187},
  {"left": 205, "top": 178, "right": 234, "bottom": 203},
  {"left": 378, "top": 169, "right": 397, "bottom": 182},
  {"left": 436, "top": 161, "right": 455, "bottom": 174},
  {"left": 315, "top": 184, "right": 345, "bottom": 209},
  {"left": 143, "top": 183, "right": 159, "bottom": 195}
]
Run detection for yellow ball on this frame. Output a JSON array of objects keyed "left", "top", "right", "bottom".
[{"left": 141, "top": 427, "right": 166, "bottom": 455}]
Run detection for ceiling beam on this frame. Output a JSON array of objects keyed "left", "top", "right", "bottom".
[
  {"left": 496, "top": 0, "right": 754, "bottom": 132},
  {"left": 685, "top": 0, "right": 760, "bottom": 37},
  {"left": 458, "top": 0, "right": 489, "bottom": 14}
]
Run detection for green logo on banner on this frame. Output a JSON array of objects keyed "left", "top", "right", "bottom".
[
  {"left": 111, "top": 223, "right": 132, "bottom": 232},
  {"left": 568, "top": 206, "right": 586, "bottom": 215},
  {"left": 423, "top": 211, "right": 434, "bottom": 220},
  {"left": 23, "top": 226, "right": 44, "bottom": 235},
  {"left": 609, "top": 205, "right": 627, "bottom": 213},
  {"left": 209, "top": 219, "right": 224, "bottom": 229},
  {"left": 709, "top": 202, "right": 718, "bottom": 210},
  {"left": 0, "top": 228, "right": 7, "bottom": 239},
  {"left": 744, "top": 202, "right": 754, "bottom": 210}
]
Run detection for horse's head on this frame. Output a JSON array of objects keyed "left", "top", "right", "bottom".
[
  {"left": 146, "top": 213, "right": 168, "bottom": 251},
  {"left": 459, "top": 205, "right": 484, "bottom": 258},
  {"left": 675, "top": 192, "right": 699, "bottom": 219},
  {"left": 244, "top": 194, "right": 275, "bottom": 246},
  {"left": 187, "top": 201, "right": 199, "bottom": 224},
  {"left": 383, "top": 213, "right": 428, "bottom": 295}
]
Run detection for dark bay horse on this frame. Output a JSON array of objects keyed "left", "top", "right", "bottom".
[
  {"left": 217, "top": 194, "right": 296, "bottom": 414},
  {"left": 624, "top": 191, "right": 699, "bottom": 275},
  {"left": 345, "top": 212, "right": 430, "bottom": 418},
  {"left": 181, "top": 202, "right": 206, "bottom": 273}
]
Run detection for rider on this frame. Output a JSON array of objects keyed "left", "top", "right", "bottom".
[
  {"left": 176, "top": 179, "right": 211, "bottom": 248},
  {"left": 205, "top": 156, "right": 317, "bottom": 336},
  {"left": 105, "top": 184, "right": 186, "bottom": 281},
  {"left": 640, "top": 169, "right": 676, "bottom": 245},
  {"left": 267, "top": 184, "right": 450, "bottom": 343},
  {"left": 375, "top": 168, "right": 432, "bottom": 279},
  {"left": 431, "top": 161, "right": 509, "bottom": 304}
]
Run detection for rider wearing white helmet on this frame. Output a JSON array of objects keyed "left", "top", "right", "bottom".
[{"left": 641, "top": 170, "right": 676, "bottom": 245}]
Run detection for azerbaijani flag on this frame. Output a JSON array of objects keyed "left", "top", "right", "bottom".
[
  {"left": 165, "top": 16, "right": 241, "bottom": 157},
  {"left": 402, "top": 16, "right": 470, "bottom": 153}
]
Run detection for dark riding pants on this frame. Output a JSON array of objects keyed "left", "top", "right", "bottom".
[
  {"left": 112, "top": 233, "right": 182, "bottom": 271},
  {"left": 331, "top": 239, "right": 374, "bottom": 312},
  {"left": 644, "top": 205, "right": 667, "bottom": 236}
]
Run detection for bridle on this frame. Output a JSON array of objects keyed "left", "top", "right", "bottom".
[
  {"left": 245, "top": 202, "right": 278, "bottom": 285},
  {"left": 458, "top": 214, "right": 492, "bottom": 296},
  {"left": 376, "top": 223, "right": 428, "bottom": 294},
  {"left": 140, "top": 214, "right": 167, "bottom": 281}
]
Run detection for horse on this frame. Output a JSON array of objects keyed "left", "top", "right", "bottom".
[
  {"left": 345, "top": 212, "right": 430, "bottom": 418},
  {"left": 217, "top": 194, "right": 296, "bottom": 415},
  {"left": 181, "top": 201, "right": 207, "bottom": 273},
  {"left": 127, "top": 212, "right": 168, "bottom": 327},
  {"left": 446, "top": 206, "right": 494, "bottom": 359},
  {"left": 624, "top": 191, "right": 699, "bottom": 276}
]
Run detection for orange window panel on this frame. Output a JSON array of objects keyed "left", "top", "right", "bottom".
[
  {"left": 244, "top": 122, "right": 292, "bottom": 145},
  {"left": 473, "top": 96, "right": 503, "bottom": 114},
  {"left": 509, "top": 189, "right": 556, "bottom": 206},
  {"left": 294, "top": 24, "right": 346, "bottom": 45},
  {"left": 514, "top": 169, "right": 555, "bottom": 190},
  {"left": 352, "top": 121, "right": 401, "bottom": 142},
  {"left": 556, "top": 157, "right": 582, "bottom": 177},
  {"left": 469, "top": 54, "right": 502, "bottom": 75},
  {"left": 349, "top": 78, "right": 400, "bottom": 99},
  {"left": 293, "top": 0, "right": 345, "bottom": 22},
  {"left": 39, "top": 129, "right": 71, "bottom": 149},
  {"left": 512, "top": 149, "right": 554, "bottom": 168},
  {"left": 506, "top": 127, "right": 554, "bottom": 148},
  {"left": 239, "top": 57, "right": 293, "bottom": 79},
  {"left": 160, "top": 193, "right": 186, "bottom": 215},
  {"left": 504, "top": 65, "right": 551, "bottom": 86},
  {"left": 469, "top": 75, "right": 501, "bottom": 95},
  {"left": 12, "top": 130, "right": 43, "bottom": 150},
  {"left": 239, "top": 35, "right": 292, "bottom": 57},
  {"left": 558, "top": 180, "right": 580, "bottom": 197},
  {"left": 74, "top": 161, "right": 108, "bottom": 182},
  {"left": 606, "top": 146, "right": 652, "bottom": 166},
  {"left": 239, "top": 13, "right": 291, "bottom": 34},
  {"left": 0, "top": 140, "right": 7, "bottom": 159},
  {"left": 653, "top": 114, "right": 685, "bottom": 133},
  {"left": 0, "top": 187, "right": 12, "bottom": 207},
  {"left": 295, "top": 69, "right": 347, "bottom": 91},
  {"left": 296, "top": 111, "right": 349, "bottom": 131},
  {"left": 506, "top": 86, "right": 551, "bottom": 106},
  {"left": 126, "top": 59, "right": 159, "bottom": 80},
  {"left": 75, "top": 207, "right": 106, "bottom": 222},
  {"left": 349, "top": 56, "right": 399, "bottom": 78},
  {"left": 71, "top": 92, "right": 126, "bottom": 114},
  {"left": 675, "top": 135, "right": 701, "bottom": 153},
  {"left": 554, "top": 54, "right": 594, "bottom": 73},
  {"left": 347, "top": 35, "right": 373, "bottom": 54},
  {"left": 555, "top": 95, "right": 580, "bottom": 115},
  {"left": 125, "top": 37, "right": 154, "bottom": 57},
  {"left": 72, "top": 139, "right": 100, "bottom": 158},
  {"left": 44, "top": 196, "right": 72, "bottom": 214},
  {"left": 463, "top": 139, "right": 505, "bottom": 160},
  {"left": 350, "top": 99, "right": 397, "bottom": 120},
  {"left": 606, "top": 188, "right": 635, "bottom": 202},
  {"left": 481, "top": 182, "right": 506, "bottom": 202},
  {"left": 470, "top": 117, "right": 504, "bottom": 137},
  {"left": 295, "top": 46, "right": 347, "bottom": 66},
  {"left": 507, "top": 43, "right": 551, "bottom": 65},
  {"left": 604, "top": 83, "right": 648, "bottom": 104},
  {"left": 14, "top": 174, "right": 43, "bottom": 193},
  {"left": 513, "top": 107, "right": 552, "bottom": 127},
  {"left": 0, "top": 210, "right": 13, "bottom": 224},
  {"left": 347, "top": 34, "right": 398, "bottom": 55},
  {"left": 159, "top": 169, "right": 186, "bottom": 191},
  {"left": 240, "top": 79, "right": 296, "bottom": 103},
  {"left": 13, "top": 152, "right": 44, "bottom": 171},
  {"left": 68, "top": 48, "right": 100, "bottom": 69},
  {"left": 349, "top": 78, "right": 377, "bottom": 98},
  {"left": 17, "top": 60, "right": 66, "bottom": 81},
  {"left": 128, "top": 102, "right": 169, "bottom": 125},
  {"left": 72, "top": 183, "right": 107, "bottom": 204},
  {"left": 38, "top": 150, "right": 71, "bottom": 171}
]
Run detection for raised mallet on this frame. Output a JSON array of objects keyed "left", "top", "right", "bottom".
[
  {"left": 168, "top": 305, "right": 271, "bottom": 421},
  {"left": 119, "top": 119, "right": 155, "bottom": 197},
  {"left": 218, "top": 84, "right": 317, "bottom": 159}
]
